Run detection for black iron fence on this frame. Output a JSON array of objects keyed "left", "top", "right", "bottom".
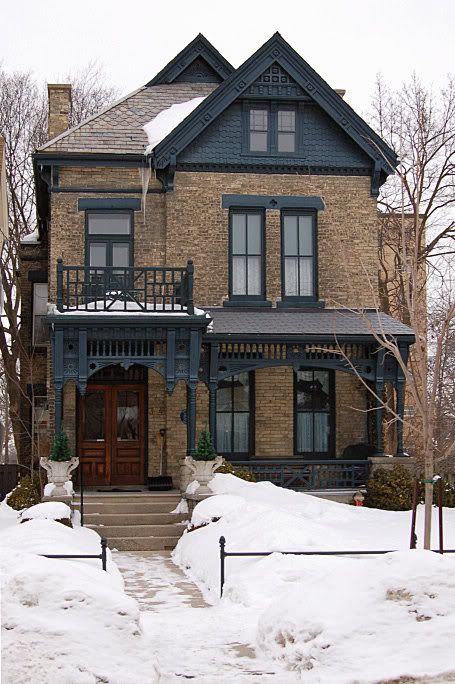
[
  {"left": 218, "top": 536, "right": 455, "bottom": 597},
  {"left": 41, "top": 537, "right": 108, "bottom": 571},
  {"left": 56, "top": 258, "right": 194, "bottom": 314},
  {"left": 230, "top": 459, "right": 370, "bottom": 491}
]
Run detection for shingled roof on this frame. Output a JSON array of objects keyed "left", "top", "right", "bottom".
[
  {"left": 204, "top": 308, "right": 415, "bottom": 340},
  {"left": 38, "top": 83, "right": 217, "bottom": 155}
]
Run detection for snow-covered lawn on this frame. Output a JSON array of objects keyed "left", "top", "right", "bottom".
[
  {"left": 174, "top": 474, "right": 455, "bottom": 683},
  {"left": 0, "top": 502, "right": 159, "bottom": 684}
]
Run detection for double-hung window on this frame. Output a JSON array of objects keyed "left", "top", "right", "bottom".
[
  {"left": 295, "top": 369, "right": 333, "bottom": 456},
  {"left": 216, "top": 372, "right": 253, "bottom": 456},
  {"left": 230, "top": 209, "right": 264, "bottom": 300},
  {"left": 86, "top": 212, "right": 133, "bottom": 271},
  {"left": 282, "top": 211, "right": 317, "bottom": 301},
  {"left": 248, "top": 104, "right": 297, "bottom": 154}
]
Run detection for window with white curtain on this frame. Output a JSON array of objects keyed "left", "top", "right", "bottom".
[
  {"left": 216, "top": 372, "right": 252, "bottom": 455},
  {"left": 230, "top": 210, "right": 264, "bottom": 299},
  {"left": 295, "top": 369, "right": 333, "bottom": 456},
  {"left": 282, "top": 212, "right": 316, "bottom": 300}
]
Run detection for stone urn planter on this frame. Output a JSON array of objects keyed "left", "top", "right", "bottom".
[
  {"left": 185, "top": 454, "right": 224, "bottom": 496},
  {"left": 40, "top": 457, "right": 79, "bottom": 497}
]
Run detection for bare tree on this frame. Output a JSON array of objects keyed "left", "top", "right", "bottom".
[
  {"left": 364, "top": 75, "right": 455, "bottom": 547},
  {"left": 0, "top": 64, "right": 117, "bottom": 463}
]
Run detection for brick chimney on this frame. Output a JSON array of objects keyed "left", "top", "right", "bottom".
[{"left": 47, "top": 84, "right": 72, "bottom": 141}]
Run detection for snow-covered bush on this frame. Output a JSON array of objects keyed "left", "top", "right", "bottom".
[{"left": 20, "top": 501, "right": 72, "bottom": 527}]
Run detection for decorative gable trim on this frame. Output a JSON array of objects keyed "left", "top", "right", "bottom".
[
  {"left": 146, "top": 34, "right": 234, "bottom": 87},
  {"left": 152, "top": 33, "right": 397, "bottom": 192}
]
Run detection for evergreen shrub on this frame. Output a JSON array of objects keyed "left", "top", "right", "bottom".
[
  {"left": 217, "top": 460, "right": 256, "bottom": 482},
  {"left": 7, "top": 475, "right": 41, "bottom": 511},
  {"left": 192, "top": 429, "right": 217, "bottom": 461},
  {"left": 49, "top": 431, "right": 72, "bottom": 462},
  {"left": 364, "top": 464, "right": 413, "bottom": 511}
]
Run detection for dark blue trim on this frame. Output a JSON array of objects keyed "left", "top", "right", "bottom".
[
  {"left": 146, "top": 34, "right": 234, "bottom": 86},
  {"left": 152, "top": 33, "right": 397, "bottom": 175},
  {"left": 78, "top": 198, "right": 141, "bottom": 211},
  {"left": 222, "top": 195, "right": 325, "bottom": 210},
  {"left": 223, "top": 299, "right": 272, "bottom": 308}
]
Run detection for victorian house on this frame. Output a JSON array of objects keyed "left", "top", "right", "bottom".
[{"left": 21, "top": 33, "right": 414, "bottom": 494}]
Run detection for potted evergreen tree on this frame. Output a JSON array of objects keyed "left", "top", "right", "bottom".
[
  {"left": 40, "top": 430, "right": 79, "bottom": 497},
  {"left": 185, "top": 429, "right": 223, "bottom": 496}
]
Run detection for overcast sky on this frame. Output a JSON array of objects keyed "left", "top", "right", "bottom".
[{"left": 3, "top": 0, "right": 454, "bottom": 115}]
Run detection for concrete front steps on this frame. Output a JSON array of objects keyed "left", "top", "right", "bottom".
[{"left": 74, "top": 492, "right": 188, "bottom": 551}]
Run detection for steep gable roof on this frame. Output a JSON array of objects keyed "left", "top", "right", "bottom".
[
  {"left": 152, "top": 33, "right": 397, "bottom": 176},
  {"left": 36, "top": 83, "right": 217, "bottom": 155},
  {"left": 146, "top": 34, "right": 234, "bottom": 87}
]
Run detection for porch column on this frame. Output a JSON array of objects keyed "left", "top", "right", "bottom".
[
  {"left": 55, "top": 385, "right": 63, "bottom": 433},
  {"left": 374, "top": 348, "right": 385, "bottom": 454},
  {"left": 54, "top": 327, "right": 64, "bottom": 433},
  {"left": 208, "top": 343, "right": 219, "bottom": 448},
  {"left": 396, "top": 380, "right": 405, "bottom": 456},
  {"left": 187, "top": 383, "right": 197, "bottom": 455}
]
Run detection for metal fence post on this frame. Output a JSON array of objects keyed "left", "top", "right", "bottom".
[
  {"left": 219, "top": 536, "right": 226, "bottom": 598},
  {"left": 79, "top": 464, "right": 84, "bottom": 527},
  {"left": 438, "top": 477, "right": 444, "bottom": 554},
  {"left": 410, "top": 478, "right": 418, "bottom": 549},
  {"left": 101, "top": 537, "right": 107, "bottom": 571}
]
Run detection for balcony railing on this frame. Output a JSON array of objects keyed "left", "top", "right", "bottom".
[
  {"left": 56, "top": 258, "right": 194, "bottom": 314},
  {"left": 230, "top": 459, "right": 371, "bottom": 491}
]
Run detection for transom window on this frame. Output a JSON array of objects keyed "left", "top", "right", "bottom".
[
  {"left": 295, "top": 370, "right": 333, "bottom": 456},
  {"left": 230, "top": 209, "right": 264, "bottom": 299},
  {"left": 216, "top": 372, "right": 252, "bottom": 455},
  {"left": 247, "top": 104, "right": 297, "bottom": 154},
  {"left": 282, "top": 212, "right": 316, "bottom": 300},
  {"left": 86, "top": 212, "right": 133, "bottom": 270}
]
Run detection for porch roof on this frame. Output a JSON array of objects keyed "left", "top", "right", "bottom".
[{"left": 204, "top": 308, "right": 415, "bottom": 342}]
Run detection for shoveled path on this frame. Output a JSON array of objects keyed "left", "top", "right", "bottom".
[{"left": 113, "top": 551, "right": 293, "bottom": 683}]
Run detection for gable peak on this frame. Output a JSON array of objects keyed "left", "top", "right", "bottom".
[{"left": 146, "top": 34, "right": 234, "bottom": 87}]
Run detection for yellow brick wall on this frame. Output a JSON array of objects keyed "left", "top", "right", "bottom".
[{"left": 255, "top": 367, "right": 294, "bottom": 456}]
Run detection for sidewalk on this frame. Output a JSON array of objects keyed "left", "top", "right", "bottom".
[{"left": 114, "top": 551, "right": 286, "bottom": 682}]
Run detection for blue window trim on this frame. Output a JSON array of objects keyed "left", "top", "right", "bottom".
[
  {"left": 280, "top": 209, "right": 319, "bottom": 304},
  {"left": 294, "top": 368, "right": 336, "bottom": 458},
  {"left": 242, "top": 101, "right": 301, "bottom": 157},
  {"left": 227, "top": 207, "right": 269, "bottom": 305}
]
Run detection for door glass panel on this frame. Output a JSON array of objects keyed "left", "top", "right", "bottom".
[
  {"left": 90, "top": 243, "right": 107, "bottom": 267},
  {"left": 112, "top": 243, "right": 130, "bottom": 268},
  {"left": 233, "top": 373, "right": 249, "bottom": 410},
  {"left": 84, "top": 392, "right": 105, "bottom": 440},
  {"left": 117, "top": 391, "right": 139, "bottom": 440}
]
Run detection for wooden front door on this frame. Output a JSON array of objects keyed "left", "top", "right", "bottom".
[{"left": 78, "top": 384, "right": 145, "bottom": 486}]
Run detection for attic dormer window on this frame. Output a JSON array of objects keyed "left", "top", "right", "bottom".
[
  {"left": 247, "top": 104, "right": 297, "bottom": 155},
  {"left": 249, "top": 109, "right": 268, "bottom": 152}
]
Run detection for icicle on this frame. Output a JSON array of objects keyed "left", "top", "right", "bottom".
[{"left": 139, "top": 157, "right": 152, "bottom": 224}]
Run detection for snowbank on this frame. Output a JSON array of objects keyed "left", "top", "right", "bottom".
[
  {"left": 143, "top": 97, "right": 206, "bottom": 153},
  {"left": 20, "top": 501, "right": 71, "bottom": 522},
  {"left": 173, "top": 474, "right": 455, "bottom": 682},
  {"left": 0, "top": 502, "right": 159, "bottom": 683}
]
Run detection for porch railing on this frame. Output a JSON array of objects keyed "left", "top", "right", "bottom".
[
  {"left": 56, "top": 258, "right": 194, "bottom": 314},
  {"left": 230, "top": 459, "right": 371, "bottom": 491}
]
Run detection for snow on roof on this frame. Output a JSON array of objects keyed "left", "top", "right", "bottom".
[
  {"left": 20, "top": 228, "right": 40, "bottom": 244},
  {"left": 143, "top": 96, "right": 206, "bottom": 154}
]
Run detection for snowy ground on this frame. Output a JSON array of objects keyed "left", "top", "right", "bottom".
[
  {"left": 173, "top": 475, "right": 455, "bottom": 683},
  {"left": 0, "top": 502, "right": 159, "bottom": 684},
  {"left": 2, "top": 477, "right": 455, "bottom": 683}
]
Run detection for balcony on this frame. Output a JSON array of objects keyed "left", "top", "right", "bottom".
[{"left": 56, "top": 258, "right": 194, "bottom": 314}]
